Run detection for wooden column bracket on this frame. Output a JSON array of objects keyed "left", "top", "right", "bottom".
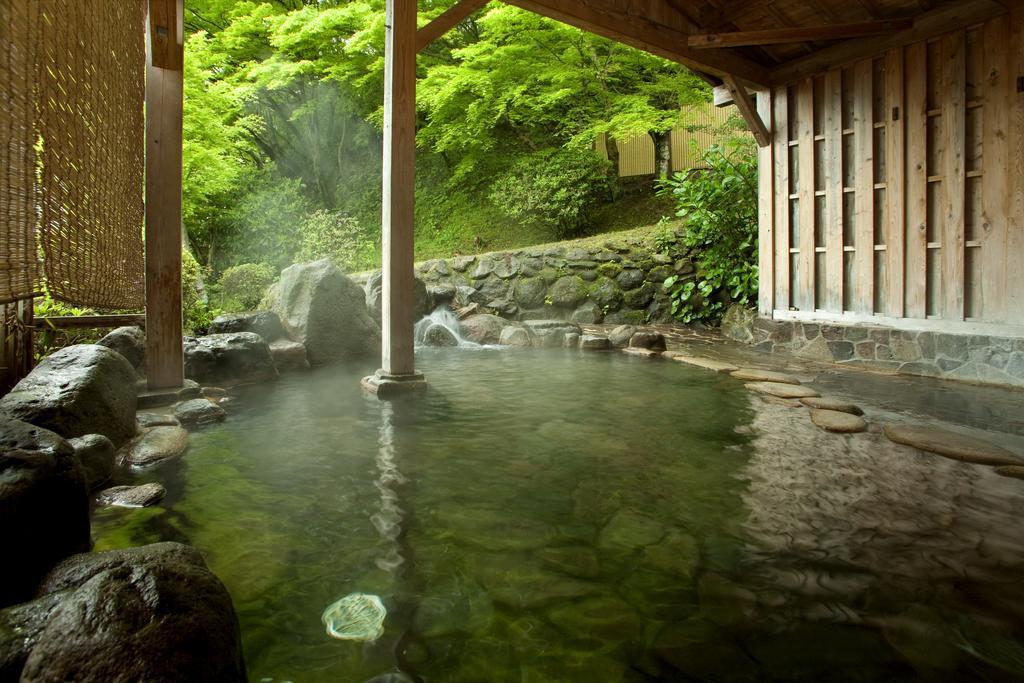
[
  {"left": 416, "top": 0, "right": 489, "bottom": 52},
  {"left": 723, "top": 75, "right": 771, "bottom": 147}
]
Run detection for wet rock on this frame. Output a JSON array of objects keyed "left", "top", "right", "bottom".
[
  {"left": 136, "top": 379, "right": 201, "bottom": 410},
  {"left": 883, "top": 424, "right": 1022, "bottom": 466},
  {"left": 608, "top": 325, "right": 637, "bottom": 348},
  {"left": 96, "top": 482, "right": 166, "bottom": 507},
  {"left": 661, "top": 352, "right": 738, "bottom": 373},
  {"left": 598, "top": 510, "right": 665, "bottom": 552},
  {"left": 364, "top": 270, "right": 429, "bottom": 324},
  {"left": 548, "top": 275, "right": 589, "bottom": 308},
  {"left": 654, "top": 618, "right": 759, "bottom": 680},
  {"left": 616, "top": 269, "right": 645, "bottom": 290},
  {"left": 427, "top": 283, "right": 457, "bottom": 307},
  {"left": 412, "top": 583, "right": 493, "bottom": 639},
  {"left": 136, "top": 412, "right": 179, "bottom": 429},
  {"left": 268, "top": 338, "right": 309, "bottom": 372},
  {"left": 563, "top": 332, "right": 580, "bottom": 348},
  {"left": 423, "top": 323, "right": 460, "bottom": 347},
  {"left": 570, "top": 301, "right": 601, "bottom": 324},
  {"left": 459, "top": 314, "right": 508, "bottom": 344},
  {"left": 123, "top": 426, "right": 190, "bottom": 468},
  {"left": 580, "top": 334, "right": 611, "bottom": 351},
  {"left": 209, "top": 311, "right": 286, "bottom": 341},
  {"left": 184, "top": 332, "right": 278, "bottom": 386},
  {"left": 67, "top": 434, "right": 115, "bottom": 489},
  {"left": 996, "top": 466, "right": 1024, "bottom": 480},
  {"left": 523, "top": 320, "right": 582, "bottom": 348},
  {"left": 96, "top": 326, "right": 146, "bottom": 372},
  {"left": 810, "top": 409, "right": 868, "bottom": 434},
  {"left": 174, "top": 399, "right": 226, "bottom": 428},
  {"left": 622, "top": 283, "right": 655, "bottom": 309},
  {"left": 642, "top": 529, "right": 700, "bottom": 579},
  {"left": 744, "top": 382, "right": 821, "bottom": 399},
  {"left": 19, "top": 543, "right": 246, "bottom": 682},
  {"left": 800, "top": 396, "right": 864, "bottom": 415},
  {"left": 622, "top": 346, "right": 661, "bottom": 358},
  {"left": 267, "top": 259, "right": 380, "bottom": 365},
  {"left": 588, "top": 277, "right": 622, "bottom": 310},
  {"left": 721, "top": 305, "right": 757, "bottom": 343},
  {"left": 0, "top": 417, "right": 90, "bottom": 607},
  {"left": 0, "top": 591, "right": 65, "bottom": 679},
  {"left": 629, "top": 330, "right": 666, "bottom": 351},
  {"left": 201, "top": 387, "right": 227, "bottom": 400},
  {"left": 484, "top": 298, "right": 518, "bottom": 318},
  {"left": 513, "top": 278, "right": 547, "bottom": 309},
  {"left": 730, "top": 368, "right": 802, "bottom": 385},
  {"left": 499, "top": 325, "right": 533, "bottom": 347},
  {"left": 546, "top": 594, "right": 641, "bottom": 641},
  {"left": 0, "top": 344, "right": 137, "bottom": 446}
]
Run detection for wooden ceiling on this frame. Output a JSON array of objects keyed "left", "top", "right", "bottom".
[{"left": 497, "top": 0, "right": 1014, "bottom": 86}]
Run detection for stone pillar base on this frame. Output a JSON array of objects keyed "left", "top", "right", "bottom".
[{"left": 360, "top": 369, "right": 427, "bottom": 400}]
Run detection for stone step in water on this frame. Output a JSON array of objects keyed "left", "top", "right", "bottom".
[
  {"left": 744, "top": 382, "right": 820, "bottom": 399},
  {"left": 800, "top": 397, "right": 864, "bottom": 416},
  {"left": 662, "top": 353, "right": 738, "bottom": 373},
  {"left": 883, "top": 424, "right": 1023, "bottom": 467},
  {"left": 730, "top": 368, "right": 802, "bottom": 385},
  {"left": 810, "top": 408, "right": 868, "bottom": 434}
]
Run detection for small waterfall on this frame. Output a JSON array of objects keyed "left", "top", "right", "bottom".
[{"left": 413, "top": 306, "right": 479, "bottom": 348}]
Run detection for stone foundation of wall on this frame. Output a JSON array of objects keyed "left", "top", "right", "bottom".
[{"left": 721, "top": 306, "right": 1024, "bottom": 388}]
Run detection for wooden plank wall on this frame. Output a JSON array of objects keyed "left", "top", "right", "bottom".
[{"left": 761, "top": 15, "right": 1024, "bottom": 331}]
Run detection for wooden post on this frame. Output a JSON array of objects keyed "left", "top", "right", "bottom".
[
  {"left": 363, "top": 0, "right": 426, "bottom": 398},
  {"left": 145, "top": 0, "right": 185, "bottom": 389}
]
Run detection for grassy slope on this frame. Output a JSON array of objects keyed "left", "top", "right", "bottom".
[{"left": 413, "top": 192, "right": 680, "bottom": 262}]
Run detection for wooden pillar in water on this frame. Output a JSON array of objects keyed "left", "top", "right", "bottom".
[
  {"left": 144, "top": 0, "right": 185, "bottom": 389},
  {"left": 364, "top": 0, "right": 426, "bottom": 397}
]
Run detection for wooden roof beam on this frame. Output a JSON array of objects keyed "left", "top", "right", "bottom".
[
  {"left": 689, "top": 19, "right": 913, "bottom": 48},
  {"left": 416, "top": 0, "right": 490, "bottom": 52},
  {"left": 772, "top": 0, "right": 1009, "bottom": 84},
  {"left": 722, "top": 75, "right": 770, "bottom": 147},
  {"left": 502, "top": 0, "right": 771, "bottom": 86}
]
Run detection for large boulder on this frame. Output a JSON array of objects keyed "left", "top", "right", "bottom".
[
  {"left": 0, "top": 344, "right": 137, "bottom": 445},
  {"left": 459, "top": 314, "right": 509, "bottom": 345},
  {"left": 523, "top": 320, "right": 583, "bottom": 348},
  {"left": 184, "top": 332, "right": 278, "bottom": 386},
  {"left": 270, "top": 260, "right": 381, "bottom": 365},
  {"left": 0, "top": 418, "right": 90, "bottom": 607},
  {"left": 11, "top": 543, "right": 247, "bottom": 682},
  {"left": 67, "top": 434, "right": 115, "bottom": 490},
  {"left": 209, "top": 311, "right": 286, "bottom": 341},
  {"left": 365, "top": 270, "right": 430, "bottom": 324},
  {"left": 268, "top": 338, "right": 310, "bottom": 373},
  {"left": 96, "top": 326, "right": 146, "bottom": 373}
]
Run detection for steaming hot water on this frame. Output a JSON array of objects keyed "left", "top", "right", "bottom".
[{"left": 92, "top": 343, "right": 1024, "bottom": 682}]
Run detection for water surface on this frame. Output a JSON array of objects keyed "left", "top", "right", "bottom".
[{"left": 93, "top": 349, "right": 1024, "bottom": 682}]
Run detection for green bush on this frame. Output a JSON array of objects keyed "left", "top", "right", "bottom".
[
  {"left": 489, "top": 148, "right": 612, "bottom": 238},
  {"left": 297, "top": 210, "right": 377, "bottom": 273},
  {"left": 183, "top": 250, "right": 219, "bottom": 334},
  {"left": 216, "top": 263, "right": 275, "bottom": 312},
  {"left": 658, "top": 140, "right": 758, "bottom": 324}
]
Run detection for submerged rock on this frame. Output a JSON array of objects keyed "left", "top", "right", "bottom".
[
  {"left": 662, "top": 352, "right": 737, "bottom": 373},
  {"left": 607, "top": 325, "right": 636, "bottom": 348},
  {"left": 16, "top": 543, "right": 246, "bottom": 682},
  {"left": 0, "top": 417, "right": 90, "bottom": 607},
  {"left": 209, "top": 310, "right": 286, "bottom": 341},
  {"left": 184, "top": 332, "right": 278, "bottom": 386},
  {"left": 123, "top": 426, "right": 190, "bottom": 468},
  {"left": 523, "top": 320, "right": 582, "bottom": 348},
  {"left": 174, "top": 399, "right": 226, "bottom": 428},
  {"left": 96, "top": 326, "right": 146, "bottom": 373},
  {"left": 268, "top": 338, "right": 309, "bottom": 372},
  {"left": 459, "top": 314, "right": 509, "bottom": 344},
  {"left": 810, "top": 408, "right": 868, "bottom": 434},
  {"left": 580, "top": 334, "right": 611, "bottom": 351},
  {"left": 96, "top": 482, "right": 166, "bottom": 507},
  {"left": 0, "top": 344, "right": 137, "bottom": 445},
  {"left": 731, "top": 368, "right": 802, "bottom": 385},
  {"left": 629, "top": 330, "right": 666, "bottom": 351},
  {"left": 499, "top": 325, "right": 533, "bottom": 347},
  {"left": 744, "top": 382, "right": 820, "bottom": 399},
  {"left": 67, "top": 434, "right": 115, "bottom": 489},
  {"left": 270, "top": 259, "right": 381, "bottom": 365},
  {"left": 883, "top": 424, "right": 1022, "bottom": 466}
]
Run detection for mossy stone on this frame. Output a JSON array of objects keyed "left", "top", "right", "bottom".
[
  {"left": 588, "top": 277, "right": 622, "bottom": 309},
  {"left": 513, "top": 277, "right": 547, "bottom": 309},
  {"left": 596, "top": 262, "right": 622, "bottom": 278},
  {"left": 549, "top": 276, "right": 589, "bottom": 308},
  {"left": 623, "top": 282, "right": 655, "bottom": 309}
]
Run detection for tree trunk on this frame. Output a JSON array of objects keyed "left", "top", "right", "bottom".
[
  {"left": 604, "top": 134, "right": 623, "bottom": 200},
  {"left": 650, "top": 129, "right": 672, "bottom": 179}
]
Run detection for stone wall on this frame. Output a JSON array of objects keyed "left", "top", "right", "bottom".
[
  {"left": 403, "top": 230, "right": 695, "bottom": 325},
  {"left": 721, "top": 306, "right": 1024, "bottom": 389}
]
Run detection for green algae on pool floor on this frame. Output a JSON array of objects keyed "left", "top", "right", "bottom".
[{"left": 91, "top": 349, "right": 1024, "bottom": 682}]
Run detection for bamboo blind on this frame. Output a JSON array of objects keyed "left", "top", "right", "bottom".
[{"left": 760, "top": 14, "right": 1024, "bottom": 329}]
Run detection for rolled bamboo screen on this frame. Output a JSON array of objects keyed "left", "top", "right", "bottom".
[{"left": 0, "top": 1, "right": 146, "bottom": 309}]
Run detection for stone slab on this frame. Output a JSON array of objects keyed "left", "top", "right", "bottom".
[
  {"left": 799, "top": 397, "right": 864, "bottom": 416},
  {"left": 995, "top": 466, "right": 1024, "bottom": 480},
  {"left": 809, "top": 409, "right": 868, "bottom": 434},
  {"left": 97, "top": 483, "right": 166, "bottom": 508},
  {"left": 883, "top": 424, "right": 1022, "bottom": 467},
  {"left": 731, "top": 368, "right": 802, "bottom": 385},
  {"left": 621, "top": 347, "right": 662, "bottom": 358},
  {"left": 744, "top": 382, "right": 820, "bottom": 399},
  {"left": 123, "top": 426, "right": 190, "bottom": 468},
  {"left": 663, "top": 353, "right": 738, "bottom": 373}
]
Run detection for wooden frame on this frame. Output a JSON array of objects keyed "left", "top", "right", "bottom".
[{"left": 689, "top": 19, "right": 913, "bottom": 49}]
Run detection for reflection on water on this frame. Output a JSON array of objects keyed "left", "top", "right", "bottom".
[{"left": 92, "top": 349, "right": 1024, "bottom": 682}]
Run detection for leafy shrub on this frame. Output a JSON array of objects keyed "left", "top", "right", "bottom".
[
  {"left": 183, "top": 250, "right": 219, "bottom": 334},
  {"left": 658, "top": 141, "right": 758, "bottom": 323},
  {"left": 223, "top": 174, "right": 311, "bottom": 272},
  {"left": 489, "top": 148, "right": 612, "bottom": 237},
  {"left": 297, "top": 210, "right": 377, "bottom": 273},
  {"left": 216, "top": 263, "right": 276, "bottom": 312},
  {"left": 32, "top": 293, "right": 100, "bottom": 361}
]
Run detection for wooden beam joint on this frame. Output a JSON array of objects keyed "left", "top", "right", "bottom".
[
  {"left": 416, "top": 0, "right": 489, "bottom": 52},
  {"left": 690, "top": 19, "right": 914, "bottom": 49},
  {"left": 723, "top": 75, "right": 771, "bottom": 147}
]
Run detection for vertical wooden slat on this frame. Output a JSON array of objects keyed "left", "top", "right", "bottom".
[
  {"left": 941, "top": 31, "right": 966, "bottom": 321},
  {"left": 885, "top": 48, "right": 905, "bottom": 317},
  {"left": 797, "top": 78, "right": 816, "bottom": 312},
  {"left": 380, "top": 0, "right": 418, "bottom": 376},
  {"left": 757, "top": 90, "right": 775, "bottom": 316},
  {"left": 853, "top": 58, "right": 875, "bottom": 314},
  {"left": 772, "top": 85, "right": 790, "bottom": 312},
  {"left": 981, "top": 18, "right": 1009, "bottom": 322},
  {"left": 145, "top": 0, "right": 185, "bottom": 390},
  {"left": 824, "top": 69, "right": 843, "bottom": 313},
  {"left": 904, "top": 42, "right": 928, "bottom": 318},
  {"left": 1009, "top": 8, "right": 1024, "bottom": 323}
]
